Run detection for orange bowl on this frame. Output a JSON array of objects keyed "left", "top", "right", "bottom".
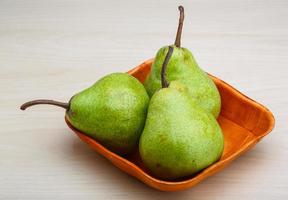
[{"left": 65, "top": 59, "right": 275, "bottom": 191}]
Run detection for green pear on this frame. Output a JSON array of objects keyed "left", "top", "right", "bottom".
[
  {"left": 21, "top": 73, "right": 149, "bottom": 155},
  {"left": 139, "top": 46, "right": 224, "bottom": 180},
  {"left": 144, "top": 6, "right": 221, "bottom": 117}
]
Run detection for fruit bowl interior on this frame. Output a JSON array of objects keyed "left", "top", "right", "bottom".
[{"left": 65, "top": 59, "right": 275, "bottom": 192}]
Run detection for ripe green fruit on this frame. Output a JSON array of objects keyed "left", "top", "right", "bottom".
[
  {"left": 144, "top": 6, "right": 221, "bottom": 117},
  {"left": 21, "top": 73, "right": 149, "bottom": 155},
  {"left": 139, "top": 46, "right": 224, "bottom": 180}
]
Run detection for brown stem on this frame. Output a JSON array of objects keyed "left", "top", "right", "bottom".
[
  {"left": 161, "top": 46, "right": 174, "bottom": 88},
  {"left": 174, "top": 6, "right": 185, "bottom": 48},
  {"left": 20, "top": 99, "right": 69, "bottom": 110}
]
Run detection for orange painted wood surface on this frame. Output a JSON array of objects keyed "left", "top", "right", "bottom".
[{"left": 65, "top": 59, "right": 275, "bottom": 191}]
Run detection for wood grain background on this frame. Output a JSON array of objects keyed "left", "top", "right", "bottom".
[{"left": 0, "top": 0, "right": 287, "bottom": 199}]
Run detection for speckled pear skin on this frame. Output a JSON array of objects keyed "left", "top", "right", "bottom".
[
  {"left": 139, "top": 81, "right": 224, "bottom": 180},
  {"left": 66, "top": 73, "right": 149, "bottom": 155},
  {"left": 144, "top": 45, "right": 221, "bottom": 117}
]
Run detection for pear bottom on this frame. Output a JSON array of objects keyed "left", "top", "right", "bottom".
[{"left": 139, "top": 87, "right": 224, "bottom": 180}]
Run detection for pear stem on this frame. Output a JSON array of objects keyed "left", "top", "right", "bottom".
[
  {"left": 174, "top": 6, "right": 185, "bottom": 48},
  {"left": 161, "top": 46, "right": 174, "bottom": 88},
  {"left": 20, "top": 99, "right": 69, "bottom": 110}
]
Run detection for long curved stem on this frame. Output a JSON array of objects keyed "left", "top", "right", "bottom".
[
  {"left": 174, "top": 6, "right": 185, "bottom": 48},
  {"left": 161, "top": 46, "right": 174, "bottom": 88},
  {"left": 20, "top": 99, "right": 69, "bottom": 110}
]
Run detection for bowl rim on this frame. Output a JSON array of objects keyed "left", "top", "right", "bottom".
[{"left": 65, "top": 59, "right": 275, "bottom": 186}]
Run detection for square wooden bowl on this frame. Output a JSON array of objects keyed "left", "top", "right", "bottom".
[{"left": 65, "top": 59, "right": 275, "bottom": 191}]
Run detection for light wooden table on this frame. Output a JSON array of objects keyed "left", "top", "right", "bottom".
[{"left": 1, "top": 0, "right": 287, "bottom": 199}]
